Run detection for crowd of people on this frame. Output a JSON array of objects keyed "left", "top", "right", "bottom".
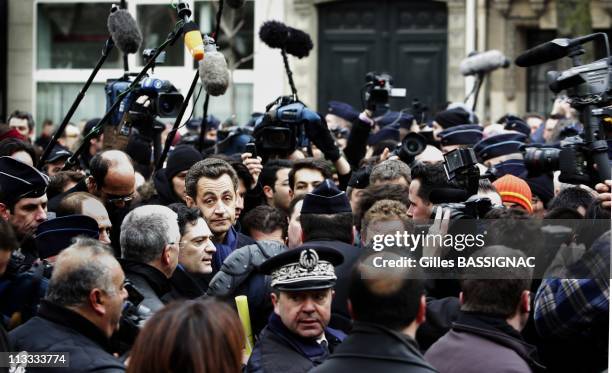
[{"left": 0, "top": 93, "right": 609, "bottom": 373}]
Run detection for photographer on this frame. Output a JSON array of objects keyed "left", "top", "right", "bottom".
[{"left": 408, "top": 163, "right": 453, "bottom": 223}]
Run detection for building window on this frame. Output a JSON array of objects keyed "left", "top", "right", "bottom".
[
  {"left": 136, "top": 4, "right": 185, "bottom": 67},
  {"left": 37, "top": 2, "right": 121, "bottom": 69},
  {"left": 194, "top": 0, "right": 254, "bottom": 70},
  {"left": 193, "top": 82, "right": 253, "bottom": 125},
  {"left": 34, "top": 0, "right": 255, "bottom": 129},
  {"left": 36, "top": 82, "right": 107, "bottom": 126}
]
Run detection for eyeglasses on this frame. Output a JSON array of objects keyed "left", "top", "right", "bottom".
[{"left": 105, "top": 192, "right": 134, "bottom": 205}]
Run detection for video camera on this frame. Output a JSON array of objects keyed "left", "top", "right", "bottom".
[
  {"left": 105, "top": 77, "right": 183, "bottom": 130},
  {"left": 112, "top": 280, "right": 152, "bottom": 355},
  {"left": 516, "top": 33, "right": 611, "bottom": 187},
  {"left": 363, "top": 72, "right": 406, "bottom": 113},
  {"left": 253, "top": 96, "right": 320, "bottom": 158},
  {"left": 105, "top": 49, "right": 184, "bottom": 133}
]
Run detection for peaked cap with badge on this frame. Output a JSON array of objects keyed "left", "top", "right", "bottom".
[
  {"left": 0, "top": 156, "right": 49, "bottom": 206},
  {"left": 260, "top": 245, "right": 344, "bottom": 291}
]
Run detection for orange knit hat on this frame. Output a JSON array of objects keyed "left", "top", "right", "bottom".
[{"left": 492, "top": 174, "right": 533, "bottom": 213}]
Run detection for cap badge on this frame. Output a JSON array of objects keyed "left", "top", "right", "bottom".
[{"left": 299, "top": 249, "right": 319, "bottom": 271}]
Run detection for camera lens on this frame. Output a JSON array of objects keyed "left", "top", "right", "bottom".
[
  {"left": 524, "top": 147, "right": 560, "bottom": 172},
  {"left": 401, "top": 134, "right": 426, "bottom": 156}
]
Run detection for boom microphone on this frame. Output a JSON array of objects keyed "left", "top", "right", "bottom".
[
  {"left": 515, "top": 34, "right": 600, "bottom": 67},
  {"left": 259, "top": 20, "right": 290, "bottom": 49},
  {"left": 199, "top": 46, "right": 230, "bottom": 96},
  {"left": 460, "top": 50, "right": 510, "bottom": 76},
  {"left": 285, "top": 27, "right": 313, "bottom": 59},
  {"left": 259, "top": 20, "right": 313, "bottom": 58},
  {"left": 226, "top": 0, "right": 246, "bottom": 9},
  {"left": 107, "top": 7, "right": 142, "bottom": 54}
]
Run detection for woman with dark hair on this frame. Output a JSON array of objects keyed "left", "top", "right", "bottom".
[{"left": 127, "top": 299, "right": 244, "bottom": 373}]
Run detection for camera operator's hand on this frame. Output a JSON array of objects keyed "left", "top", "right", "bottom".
[
  {"left": 423, "top": 207, "right": 451, "bottom": 258},
  {"left": 241, "top": 152, "right": 263, "bottom": 188},
  {"left": 305, "top": 117, "right": 341, "bottom": 162},
  {"left": 544, "top": 242, "right": 586, "bottom": 278},
  {"left": 134, "top": 95, "right": 152, "bottom": 111},
  {"left": 379, "top": 147, "right": 398, "bottom": 163},
  {"left": 594, "top": 180, "right": 612, "bottom": 209}
]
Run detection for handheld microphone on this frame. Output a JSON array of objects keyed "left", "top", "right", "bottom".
[
  {"left": 460, "top": 50, "right": 510, "bottom": 76},
  {"left": 177, "top": 0, "right": 205, "bottom": 61},
  {"left": 226, "top": 0, "right": 246, "bottom": 9},
  {"left": 184, "top": 22, "right": 205, "bottom": 61},
  {"left": 199, "top": 43, "right": 230, "bottom": 96},
  {"left": 515, "top": 34, "right": 600, "bottom": 67},
  {"left": 107, "top": 6, "right": 142, "bottom": 54}
]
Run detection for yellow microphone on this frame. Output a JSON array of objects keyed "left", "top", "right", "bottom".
[{"left": 183, "top": 21, "right": 204, "bottom": 61}]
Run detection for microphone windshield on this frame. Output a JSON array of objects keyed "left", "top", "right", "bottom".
[
  {"left": 226, "top": 0, "right": 246, "bottom": 9},
  {"left": 515, "top": 39, "right": 569, "bottom": 67},
  {"left": 199, "top": 50, "right": 230, "bottom": 96},
  {"left": 459, "top": 50, "right": 510, "bottom": 76},
  {"left": 285, "top": 27, "right": 313, "bottom": 59},
  {"left": 259, "top": 20, "right": 290, "bottom": 49},
  {"left": 107, "top": 9, "right": 143, "bottom": 54}
]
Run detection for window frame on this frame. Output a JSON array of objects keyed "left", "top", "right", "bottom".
[{"left": 32, "top": 0, "right": 254, "bottom": 128}]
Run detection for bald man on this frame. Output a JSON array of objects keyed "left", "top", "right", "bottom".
[
  {"left": 49, "top": 150, "right": 136, "bottom": 254},
  {"left": 57, "top": 192, "right": 113, "bottom": 245}
]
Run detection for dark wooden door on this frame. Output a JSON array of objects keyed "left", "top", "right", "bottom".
[{"left": 317, "top": 0, "right": 448, "bottom": 113}]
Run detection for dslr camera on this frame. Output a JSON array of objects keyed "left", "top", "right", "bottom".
[
  {"left": 429, "top": 147, "right": 497, "bottom": 220},
  {"left": 253, "top": 96, "right": 320, "bottom": 158},
  {"left": 517, "top": 33, "right": 611, "bottom": 186},
  {"left": 363, "top": 72, "right": 406, "bottom": 113}
]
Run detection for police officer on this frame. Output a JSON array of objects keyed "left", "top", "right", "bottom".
[
  {"left": 0, "top": 156, "right": 49, "bottom": 264},
  {"left": 246, "top": 245, "right": 346, "bottom": 373}
]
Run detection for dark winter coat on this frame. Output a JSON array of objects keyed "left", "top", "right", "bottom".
[
  {"left": 425, "top": 312, "right": 546, "bottom": 373},
  {"left": 311, "top": 322, "right": 438, "bottom": 373},
  {"left": 120, "top": 259, "right": 178, "bottom": 314},
  {"left": 246, "top": 313, "right": 345, "bottom": 373},
  {"left": 9, "top": 300, "right": 125, "bottom": 373},
  {"left": 304, "top": 240, "right": 361, "bottom": 333}
]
